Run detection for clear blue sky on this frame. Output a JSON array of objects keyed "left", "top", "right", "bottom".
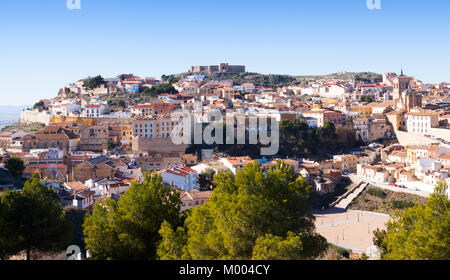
[{"left": 0, "top": 0, "right": 449, "bottom": 106}]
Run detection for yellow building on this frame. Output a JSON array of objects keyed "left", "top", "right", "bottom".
[
  {"left": 51, "top": 116, "right": 95, "bottom": 126},
  {"left": 351, "top": 105, "right": 372, "bottom": 117},
  {"left": 312, "top": 100, "right": 324, "bottom": 110},
  {"left": 385, "top": 111, "right": 405, "bottom": 130},
  {"left": 406, "top": 147, "right": 417, "bottom": 164}
]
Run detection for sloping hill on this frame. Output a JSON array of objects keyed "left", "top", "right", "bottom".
[{"left": 176, "top": 71, "right": 382, "bottom": 87}]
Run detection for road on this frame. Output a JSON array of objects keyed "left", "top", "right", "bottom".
[{"left": 347, "top": 174, "right": 431, "bottom": 198}]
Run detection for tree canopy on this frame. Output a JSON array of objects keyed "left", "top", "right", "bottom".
[
  {"left": 83, "top": 173, "right": 182, "bottom": 260},
  {"left": 360, "top": 95, "right": 373, "bottom": 103},
  {"left": 157, "top": 161, "right": 328, "bottom": 260},
  {"left": 33, "top": 101, "right": 46, "bottom": 111},
  {"left": 5, "top": 157, "right": 25, "bottom": 176},
  {"left": 187, "top": 119, "right": 358, "bottom": 159},
  {"left": 141, "top": 84, "right": 178, "bottom": 97},
  {"left": 277, "top": 119, "right": 356, "bottom": 158},
  {"left": 373, "top": 180, "right": 450, "bottom": 260},
  {"left": 198, "top": 168, "right": 216, "bottom": 190},
  {"left": 0, "top": 174, "right": 72, "bottom": 260},
  {"left": 84, "top": 75, "right": 105, "bottom": 89}
]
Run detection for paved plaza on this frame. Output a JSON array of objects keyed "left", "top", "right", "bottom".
[{"left": 314, "top": 209, "right": 390, "bottom": 253}]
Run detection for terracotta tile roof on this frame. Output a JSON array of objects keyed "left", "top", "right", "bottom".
[
  {"left": 180, "top": 190, "right": 213, "bottom": 201},
  {"left": 164, "top": 166, "right": 196, "bottom": 177},
  {"left": 64, "top": 181, "right": 88, "bottom": 191},
  {"left": 38, "top": 164, "right": 67, "bottom": 169},
  {"left": 223, "top": 156, "right": 253, "bottom": 167}
]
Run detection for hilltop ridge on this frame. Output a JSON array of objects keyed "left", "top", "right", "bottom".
[{"left": 174, "top": 71, "right": 383, "bottom": 87}]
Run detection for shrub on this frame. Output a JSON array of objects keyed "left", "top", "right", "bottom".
[
  {"left": 367, "top": 188, "right": 386, "bottom": 199},
  {"left": 391, "top": 200, "right": 414, "bottom": 209}
]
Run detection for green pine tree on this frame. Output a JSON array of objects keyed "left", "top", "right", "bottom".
[{"left": 374, "top": 180, "right": 450, "bottom": 260}]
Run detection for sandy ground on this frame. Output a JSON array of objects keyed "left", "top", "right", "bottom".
[{"left": 314, "top": 209, "right": 390, "bottom": 253}]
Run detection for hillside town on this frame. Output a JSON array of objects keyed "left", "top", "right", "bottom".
[{"left": 1, "top": 65, "right": 449, "bottom": 217}]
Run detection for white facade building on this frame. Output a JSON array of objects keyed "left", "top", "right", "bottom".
[
  {"left": 82, "top": 105, "right": 105, "bottom": 117},
  {"left": 405, "top": 112, "right": 439, "bottom": 135},
  {"left": 161, "top": 166, "right": 198, "bottom": 191},
  {"left": 414, "top": 158, "right": 443, "bottom": 180},
  {"left": 319, "top": 85, "right": 346, "bottom": 99}
]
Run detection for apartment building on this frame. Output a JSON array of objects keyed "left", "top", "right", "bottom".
[
  {"left": 82, "top": 105, "right": 105, "bottom": 117},
  {"left": 302, "top": 109, "right": 344, "bottom": 127},
  {"left": 357, "top": 164, "right": 389, "bottom": 183},
  {"left": 132, "top": 115, "right": 182, "bottom": 139},
  {"left": 405, "top": 111, "right": 439, "bottom": 134},
  {"left": 130, "top": 102, "right": 177, "bottom": 117}
]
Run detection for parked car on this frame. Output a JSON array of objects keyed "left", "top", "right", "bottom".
[{"left": 389, "top": 183, "right": 398, "bottom": 187}]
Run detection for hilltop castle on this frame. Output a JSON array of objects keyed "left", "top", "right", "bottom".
[{"left": 188, "top": 63, "right": 245, "bottom": 74}]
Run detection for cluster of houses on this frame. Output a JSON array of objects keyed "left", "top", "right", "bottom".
[
  {"left": 1, "top": 66, "right": 449, "bottom": 211},
  {"left": 356, "top": 143, "right": 450, "bottom": 190}
]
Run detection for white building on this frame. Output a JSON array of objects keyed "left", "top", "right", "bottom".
[
  {"left": 161, "top": 166, "right": 198, "bottom": 191},
  {"left": 423, "top": 172, "right": 449, "bottom": 187},
  {"left": 301, "top": 85, "right": 320, "bottom": 96},
  {"left": 219, "top": 156, "right": 253, "bottom": 175},
  {"left": 414, "top": 158, "right": 443, "bottom": 180},
  {"left": 120, "top": 81, "right": 141, "bottom": 94},
  {"left": 319, "top": 85, "right": 346, "bottom": 99},
  {"left": 174, "top": 82, "right": 198, "bottom": 95},
  {"left": 357, "top": 164, "right": 389, "bottom": 183},
  {"left": 405, "top": 112, "right": 439, "bottom": 135},
  {"left": 51, "top": 100, "right": 81, "bottom": 116},
  {"left": 111, "top": 111, "right": 131, "bottom": 118},
  {"left": 82, "top": 105, "right": 105, "bottom": 117},
  {"left": 186, "top": 75, "right": 205, "bottom": 82},
  {"left": 235, "top": 83, "right": 255, "bottom": 93}
]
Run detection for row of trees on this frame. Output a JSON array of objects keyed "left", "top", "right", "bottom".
[
  {"left": 157, "top": 161, "right": 328, "bottom": 260},
  {"left": 186, "top": 119, "right": 361, "bottom": 159},
  {"left": 1, "top": 166, "right": 447, "bottom": 260},
  {"left": 140, "top": 84, "right": 178, "bottom": 97},
  {"left": 0, "top": 174, "right": 72, "bottom": 260},
  {"left": 83, "top": 162, "right": 328, "bottom": 260},
  {"left": 278, "top": 119, "right": 360, "bottom": 158}
]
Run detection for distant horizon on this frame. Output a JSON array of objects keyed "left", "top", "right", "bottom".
[{"left": 0, "top": 67, "right": 446, "bottom": 107}]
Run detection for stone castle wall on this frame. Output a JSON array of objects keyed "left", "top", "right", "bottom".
[{"left": 19, "top": 110, "right": 52, "bottom": 126}]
